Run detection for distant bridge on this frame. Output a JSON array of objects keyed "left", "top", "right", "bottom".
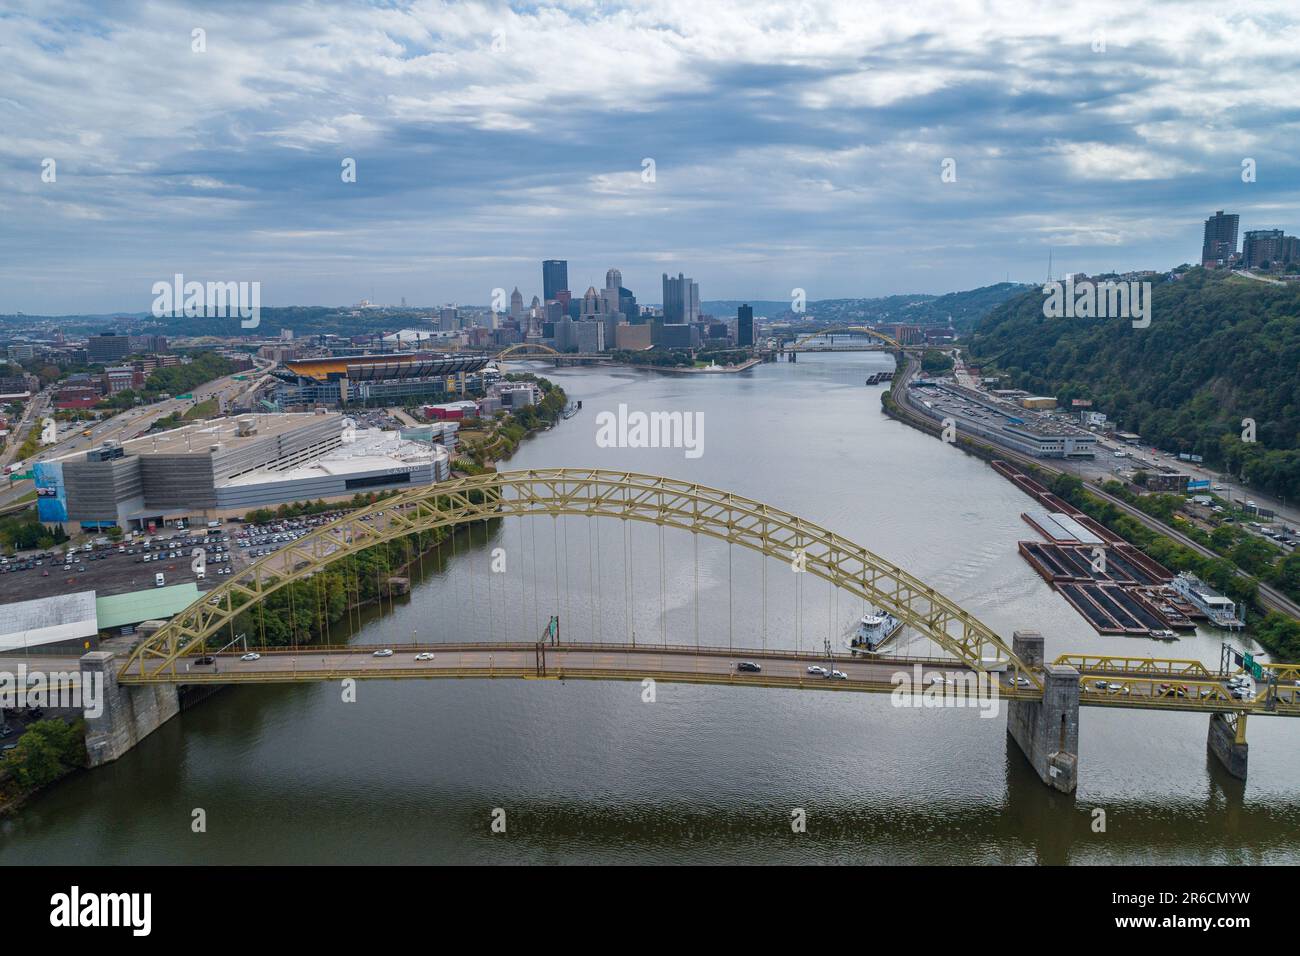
[{"left": 780, "top": 326, "right": 919, "bottom": 354}]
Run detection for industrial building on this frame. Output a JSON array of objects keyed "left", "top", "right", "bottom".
[
  {"left": 34, "top": 413, "right": 450, "bottom": 529},
  {"left": 910, "top": 382, "right": 1097, "bottom": 458}
]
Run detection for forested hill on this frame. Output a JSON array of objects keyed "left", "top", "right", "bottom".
[{"left": 967, "top": 270, "right": 1300, "bottom": 500}]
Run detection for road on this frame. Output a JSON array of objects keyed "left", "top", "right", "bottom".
[
  {"left": 890, "top": 357, "right": 1300, "bottom": 621},
  {"left": 102, "top": 642, "right": 1300, "bottom": 715}
]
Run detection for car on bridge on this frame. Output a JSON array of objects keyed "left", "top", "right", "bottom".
[
  {"left": 414, "top": 652, "right": 435, "bottom": 661},
  {"left": 240, "top": 653, "right": 261, "bottom": 662},
  {"left": 372, "top": 648, "right": 394, "bottom": 658},
  {"left": 807, "top": 665, "right": 826, "bottom": 676},
  {"left": 736, "top": 661, "right": 762, "bottom": 673}
]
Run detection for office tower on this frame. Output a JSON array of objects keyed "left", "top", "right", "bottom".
[
  {"left": 87, "top": 332, "right": 131, "bottom": 364},
  {"left": 661, "top": 273, "right": 701, "bottom": 324},
  {"left": 439, "top": 307, "right": 459, "bottom": 331},
  {"left": 620, "top": 288, "right": 640, "bottom": 323},
  {"left": 543, "top": 260, "right": 568, "bottom": 302},
  {"left": 510, "top": 287, "right": 524, "bottom": 320},
  {"left": 737, "top": 304, "right": 754, "bottom": 347},
  {"left": 581, "top": 286, "right": 603, "bottom": 317},
  {"left": 1202, "top": 210, "right": 1239, "bottom": 267}
]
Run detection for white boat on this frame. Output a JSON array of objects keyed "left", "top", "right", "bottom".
[
  {"left": 1171, "top": 573, "right": 1245, "bottom": 630},
  {"left": 845, "top": 609, "right": 903, "bottom": 654}
]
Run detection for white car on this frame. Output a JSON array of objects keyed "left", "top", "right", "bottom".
[
  {"left": 807, "top": 665, "right": 826, "bottom": 676},
  {"left": 372, "top": 648, "right": 394, "bottom": 658},
  {"left": 240, "top": 652, "right": 261, "bottom": 662},
  {"left": 414, "top": 652, "right": 436, "bottom": 661},
  {"left": 830, "top": 670, "right": 848, "bottom": 680}
]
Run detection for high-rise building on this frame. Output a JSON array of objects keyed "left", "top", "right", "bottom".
[
  {"left": 438, "top": 307, "right": 459, "bottom": 331},
  {"left": 510, "top": 287, "right": 524, "bottom": 321},
  {"left": 543, "top": 260, "right": 568, "bottom": 302},
  {"left": 87, "top": 332, "right": 131, "bottom": 365},
  {"left": 1202, "top": 210, "right": 1239, "bottom": 267},
  {"left": 1242, "top": 229, "right": 1298, "bottom": 269},
  {"left": 619, "top": 287, "right": 640, "bottom": 323},
  {"left": 737, "top": 304, "right": 755, "bottom": 347},
  {"left": 661, "top": 273, "right": 700, "bottom": 324},
  {"left": 580, "top": 286, "right": 603, "bottom": 317}
]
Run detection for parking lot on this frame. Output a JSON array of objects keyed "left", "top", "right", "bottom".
[{"left": 0, "top": 509, "right": 356, "bottom": 604}]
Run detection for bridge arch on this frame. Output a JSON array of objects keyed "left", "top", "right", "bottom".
[
  {"left": 493, "top": 342, "right": 562, "bottom": 371},
  {"left": 789, "top": 326, "right": 902, "bottom": 351},
  {"left": 120, "top": 469, "right": 1040, "bottom": 689}
]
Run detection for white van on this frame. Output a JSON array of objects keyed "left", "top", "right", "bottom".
[{"left": 155, "top": 572, "right": 165, "bottom": 587}]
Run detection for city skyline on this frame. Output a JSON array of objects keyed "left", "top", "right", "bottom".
[{"left": 2, "top": 1, "right": 1299, "bottom": 314}]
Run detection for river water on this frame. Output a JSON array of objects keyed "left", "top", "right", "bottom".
[{"left": 3, "top": 353, "right": 1297, "bottom": 864}]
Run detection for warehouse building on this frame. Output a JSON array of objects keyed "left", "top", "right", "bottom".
[
  {"left": 0, "top": 590, "right": 98, "bottom": 652},
  {"left": 34, "top": 413, "right": 450, "bottom": 529}
]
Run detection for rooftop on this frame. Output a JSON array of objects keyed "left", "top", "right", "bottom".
[
  {"left": 220, "top": 427, "right": 447, "bottom": 486},
  {"left": 0, "top": 590, "right": 98, "bottom": 650},
  {"left": 53, "top": 413, "right": 338, "bottom": 462},
  {"left": 96, "top": 583, "right": 201, "bottom": 630}
]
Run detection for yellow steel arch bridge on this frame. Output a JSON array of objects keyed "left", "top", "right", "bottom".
[
  {"left": 116, "top": 469, "right": 1300, "bottom": 721},
  {"left": 120, "top": 468, "right": 1038, "bottom": 687},
  {"left": 785, "top": 326, "right": 909, "bottom": 352}
]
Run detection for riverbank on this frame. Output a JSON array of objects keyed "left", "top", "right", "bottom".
[{"left": 883, "top": 355, "right": 1300, "bottom": 658}]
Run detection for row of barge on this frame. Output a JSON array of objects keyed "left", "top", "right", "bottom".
[{"left": 993, "top": 461, "right": 1243, "bottom": 638}]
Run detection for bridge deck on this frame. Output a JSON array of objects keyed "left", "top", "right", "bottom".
[{"left": 114, "top": 642, "right": 1299, "bottom": 716}]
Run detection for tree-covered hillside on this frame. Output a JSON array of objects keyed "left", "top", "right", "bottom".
[{"left": 968, "top": 270, "right": 1300, "bottom": 500}]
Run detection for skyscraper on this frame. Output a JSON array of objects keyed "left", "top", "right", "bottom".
[
  {"left": 543, "top": 260, "right": 568, "bottom": 302},
  {"left": 737, "top": 304, "right": 754, "bottom": 347},
  {"left": 1202, "top": 210, "right": 1239, "bottom": 267},
  {"left": 662, "top": 273, "right": 700, "bottom": 324},
  {"left": 510, "top": 286, "right": 524, "bottom": 321}
]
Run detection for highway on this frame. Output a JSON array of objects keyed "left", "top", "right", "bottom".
[{"left": 889, "top": 356, "right": 1300, "bottom": 620}]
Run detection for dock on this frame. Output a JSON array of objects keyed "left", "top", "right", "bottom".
[{"left": 998, "top": 460, "right": 1197, "bottom": 638}]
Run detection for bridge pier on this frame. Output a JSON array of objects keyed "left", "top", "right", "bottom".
[
  {"left": 1005, "top": 631, "right": 1080, "bottom": 793},
  {"left": 1207, "top": 712, "right": 1248, "bottom": 780},
  {"left": 81, "top": 651, "right": 180, "bottom": 767}
]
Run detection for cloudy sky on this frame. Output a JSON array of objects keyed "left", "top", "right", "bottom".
[{"left": 2, "top": 0, "right": 1298, "bottom": 314}]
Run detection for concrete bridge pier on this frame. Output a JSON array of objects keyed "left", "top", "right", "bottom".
[
  {"left": 81, "top": 651, "right": 180, "bottom": 767},
  {"left": 1005, "top": 631, "right": 1080, "bottom": 793},
  {"left": 1207, "top": 712, "right": 1248, "bottom": 780}
]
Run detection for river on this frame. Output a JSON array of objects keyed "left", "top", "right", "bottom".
[{"left": 2, "top": 352, "right": 1297, "bottom": 864}]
